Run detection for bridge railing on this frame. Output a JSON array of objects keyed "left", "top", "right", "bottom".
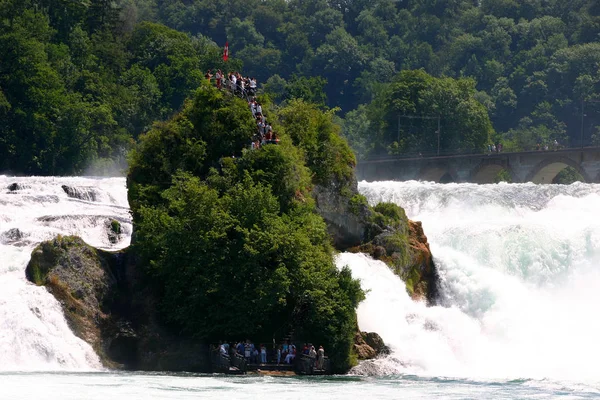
[
  {"left": 360, "top": 145, "right": 600, "bottom": 163},
  {"left": 361, "top": 148, "right": 487, "bottom": 162}
]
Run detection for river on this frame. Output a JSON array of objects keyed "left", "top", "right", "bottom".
[{"left": 1, "top": 176, "right": 599, "bottom": 399}]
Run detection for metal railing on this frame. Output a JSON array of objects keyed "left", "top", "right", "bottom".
[{"left": 361, "top": 145, "right": 600, "bottom": 163}]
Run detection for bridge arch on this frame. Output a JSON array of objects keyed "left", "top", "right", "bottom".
[
  {"left": 417, "top": 166, "right": 457, "bottom": 183},
  {"left": 470, "top": 163, "right": 516, "bottom": 184},
  {"left": 525, "top": 156, "right": 591, "bottom": 184}
]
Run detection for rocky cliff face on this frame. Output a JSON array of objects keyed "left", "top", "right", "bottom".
[
  {"left": 312, "top": 176, "right": 371, "bottom": 249},
  {"left": 354, "top": 331, "right": 390, "bottom": 360},
  {"left": 25, "top": 235, "right": 210, "bottom": 371},
  {"left": 313, "top": 177, "right": 438, "bottom": 303}
]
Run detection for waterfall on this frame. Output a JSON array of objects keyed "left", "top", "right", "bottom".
[
  {"left": 341, "top": 181, "right": 600, "bottom": 381},
  {"left": 0, "top": 176, "right": 131, "bottom": 371}
]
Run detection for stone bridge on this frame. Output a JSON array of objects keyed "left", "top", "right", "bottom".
[{"left": 356, "top": 147, "right": 600, "bottom": 183}]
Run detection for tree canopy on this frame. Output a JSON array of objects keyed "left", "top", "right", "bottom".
[
  {"left": 3, "top": 0, "right": 600, "bottom": 171},
  {"left": 129, "top": 83, "right": 363, "bottom": 372}
]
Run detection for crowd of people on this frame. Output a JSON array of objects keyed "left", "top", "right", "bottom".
[
  {"left": 217, "top": 340, "right": 326, "bottom": 368},
  {"left": 249, "top": 98, "right": 279, "bottom": 149},
  {"left": 205, "top": 70, "right": 279, "bottom": 150},
  {"left": 487, "top": 143, "right": 504, "bottom": 153},
  {"left": 536, "top": 140, "right": 562, "bottom": 151},
  {"left": 206, "top": 70, "right": 258, "bottom": 98}
]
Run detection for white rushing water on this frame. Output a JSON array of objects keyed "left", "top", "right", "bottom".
[
  {"left": 344, "top": 181, "right": 600, "bottom": 383},
  {"left": 0, "top": 176, "right": 131, "bottom": 371},
  {"left": 1, "top": 177, "right": 600, "bottom": 398}
]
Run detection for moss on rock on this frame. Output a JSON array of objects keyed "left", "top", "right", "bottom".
[
  {"left": 26, "top": 235, "right": 125, "bottom": 367},
  {"left": 25, "top": 235, "right": 212, "bottom": 371}
]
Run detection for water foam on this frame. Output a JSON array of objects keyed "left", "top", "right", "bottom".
[
  {"left": 342, "top": 181, "right": 600, "bottom": 381},
  {"left": 0, "top": 176, "right": 131, "bottom": 371}
]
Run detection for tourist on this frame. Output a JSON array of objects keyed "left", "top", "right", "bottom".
[
  {"left": 205, "top": 69, "right": 213, "bottom": 81},
  {"left": 309, "top": 345, "right": 316, "bottom": 359},
  {"left": 285, "top": 345, "right": 296, "bottom": 364},
  {"left": 252, "top": 346, "right": 259, "bottom": 364},
  {"left": 276, "top": 345, "right": 282, "bottom": 365},
  {"left": 260, "top": 344, "right": 267, "bottom": 363},
  {"left": 317, "top": 346, "right": 325, "bottom": 369},
  {"left": 282, "top": 340, "right": 289, "bottom": 358},
  {"left": 215, "top": 70, "right": 222, "bottom": 89},
  {"left": 230, "top": 73, "right": 237, "bottom": 91},
  {"left": 244, "top": 340, "right": 252, "bottom": 362}
]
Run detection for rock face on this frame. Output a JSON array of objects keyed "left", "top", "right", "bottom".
[
  {"left": 312, "top": 176, "right": 371, "bottom": 249},
  {"left": 314, "top": 176, "right": 438, "bottom": 303},
  {"left": 25, "top": 235, "right": 210, "bottom": 371},
  {"left": 1, "top": 227, "right": 28, "bottom": 246},
  {"left": 355, "top": 219, "right": 438, "bottom": 302},
  {"left": 354, "top": 331, "right": 389, "bottom": 360},
  {"left": 61, "top": 185, "right": 99, "bottom": 202}
]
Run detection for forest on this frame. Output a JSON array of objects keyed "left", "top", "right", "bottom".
[{"left": 1, "top": 0, "right": 600, "bottom": 173}]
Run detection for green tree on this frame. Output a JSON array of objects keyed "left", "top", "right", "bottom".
[
  {"left": 129, "top": 82, "right": 364, "bottom": 372},
  {"left": 369, "top": 70, "right": 493, "bottom": 156}
]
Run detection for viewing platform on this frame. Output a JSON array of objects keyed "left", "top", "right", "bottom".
[{"left": 211, "top": 351, "right": 330, "bottom": 375}]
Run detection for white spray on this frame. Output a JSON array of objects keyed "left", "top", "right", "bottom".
[
  {"left": 0, "top": 176, "right": 131, "bottom": 371},
  {"left": 340, "top": 181, "right": 600, "bottom": 381}
]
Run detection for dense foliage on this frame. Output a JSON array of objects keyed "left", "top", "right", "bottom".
[
  {"left": 355, "top": 70, "right": 494, "bottom": 156},
  {"left": 129, "top": 83, "right": 363, "bottom": 372},
  {"left": 130, "top": 0, "right": 600, "bottom": 156},
  {"left": 4, "top": 0, "right": 600, "bottom": 171},
  {"left": 0, "top": 0, "right": 233, "bottom": 174}
]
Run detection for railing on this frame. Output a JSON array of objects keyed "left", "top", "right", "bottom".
[
  {"left": 231, "top": 352, "right": 247, "bottom": 372},
  {"left": 295, "top": 354, "right": 330, "bottom": 374},
  {"left": 210, "top": 348, "right": 248, "bottom": 374},
  {"left": 361, "top": 145, "right": 600, "bottom": 163},
  {"left": 220, "top": 78, "right": 257, "bottom": 102},
  {"left": 210, "top": 349, "right": 231, "bottom": 373}
]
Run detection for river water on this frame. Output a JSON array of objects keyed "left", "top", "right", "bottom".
[{"left": 1, "top": 177, "right": 600, "bottom": 399}]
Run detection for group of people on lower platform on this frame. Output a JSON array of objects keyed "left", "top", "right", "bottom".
[{"left": 217, "top": 340, "right": 326, "bottom": 368}]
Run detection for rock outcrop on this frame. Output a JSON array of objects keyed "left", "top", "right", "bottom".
[
  {"left": 61, "top": 185, "right": 99, "bottom": 202},
  {"left": 354, "top": 331, "right": 389, "bottom": 360},
  {"left": 25, "top": 235, "right": 210, "bottom": 371},
  {"left": 312, "top": 175, "right": 372, "bottom": 249},
  {"left": 314, "top": 175, "right": 438, "bottom": 303}
]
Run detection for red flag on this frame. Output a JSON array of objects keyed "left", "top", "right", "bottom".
[{"left": 223, "top": 42, "right": 229, "bottom": 62}]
